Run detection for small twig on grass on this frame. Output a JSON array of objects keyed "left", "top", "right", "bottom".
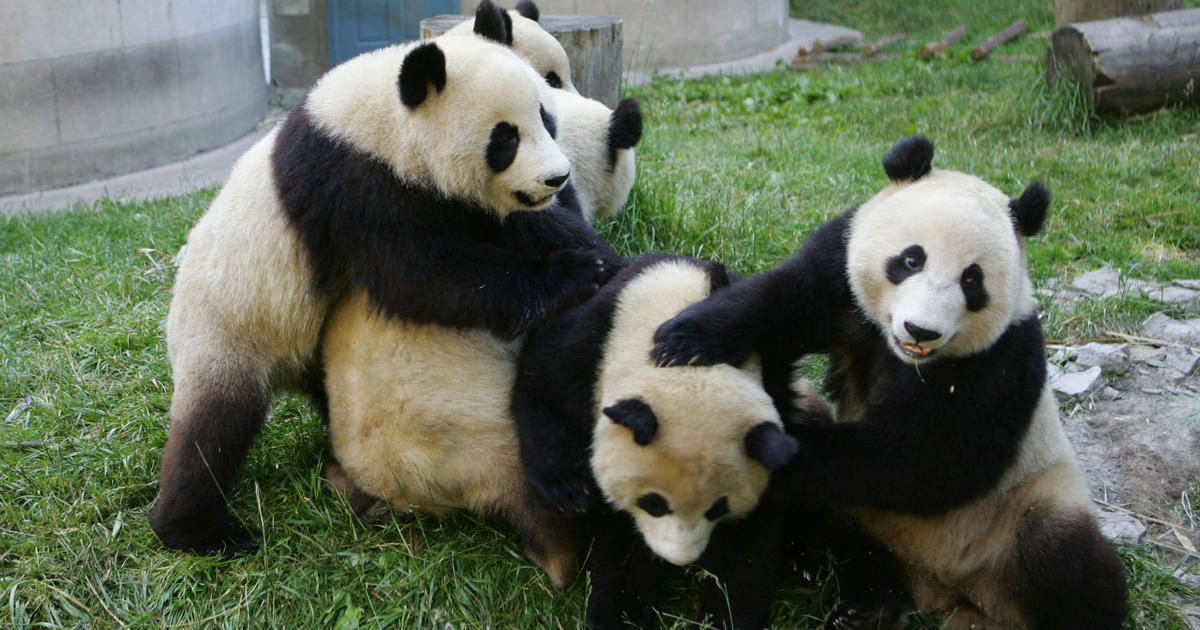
[
  {"left": 796, "top": 34, "right": 860, "bottom": 56},
  {"left": 1096, "top": 499, "right": 1198, "bottom": 555},
  {"left": 790, "top": 52, "right": 900, "bottom": 69},
  {"left": 864, "top": 32, "right": 906, "bottom": 56},
  {"left": 921, "top": 25, "right": 968, "bottom": 60},
  {"left": 972, "top": 19, "right": 1027, "bottom": 60},
  {"left": 5, "top": 396, "right": 33, "bottom": 424},
  {"left": 1103, "top": 330, "right": 1198, "bottom": 352}
]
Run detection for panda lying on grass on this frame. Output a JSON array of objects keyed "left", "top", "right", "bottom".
[
  {"left": 150, "top": 0, "right": 610, "bottom": 558},
  {"left": 652, "top": 135, "right": 1127, "bottom": 630}
]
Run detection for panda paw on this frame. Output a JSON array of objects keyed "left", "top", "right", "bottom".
[
  {"left": 546, "top": 247, "right": 611, "bottom": 307},
  {"left": 650, "top": 308, "right": 751, "bottom": 368},
  {"left": 529, "top": 460, "right": 593, "bottom": 514},
  {"left": 151, "top": 513, "right": 262, "bottom": 559}
]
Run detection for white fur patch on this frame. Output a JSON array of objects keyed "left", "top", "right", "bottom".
[
  {"left": 443, "top": 10, "right": 578, "bottom": 94},
  {"left": 847, "top": 168, "right": 1038, "bottom": 362},
  {"left": 591, "top": 260, "right": 780, "bottom": 565},
  {"left": 549, "top": 89, "right": 637, "bottom": 220}
]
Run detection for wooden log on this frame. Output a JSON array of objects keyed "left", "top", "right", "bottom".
[
  {"left": 420, "top": 14, "right": 623, "bottom": 108},
  {"left": 796, "top": 34, "right": 860, "bottom": 56},
  {"left": 864, "top": 32, "right": 906, "bottom": 57},
  {"left": 1046, "top": 9, "right": 1200, "bottom": 116},
  {"left": 1055, "top": 0, "right": 1182, "bottom": 27},
  {"left": 973, "top": 20, "right": 1027, "bottom": 59},
  {"left": 920, "top": 25, "right": 968, "bottom": 59}
]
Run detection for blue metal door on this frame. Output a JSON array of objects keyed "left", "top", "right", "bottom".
[{"left": 328, "top": 0, "right": 460, "bottom": 67}]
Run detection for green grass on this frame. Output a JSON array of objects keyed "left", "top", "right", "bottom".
[{"left": 3, "top": 0, "right": 1199, "bottom": 626}]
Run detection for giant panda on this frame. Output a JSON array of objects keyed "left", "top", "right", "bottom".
[
  {"left": 443, "top": 0, "right": 578, "bottom": 93},
  {"left": 551, "top": 90, "right": 642, "bottom": 221},
  {"left": 511, "top": 254, "right": 805, "bottom": 629},
  {"left": 651, "top": 136, "right": 1127, "bottom": 629},
  {"left": 317, "top": 195, "right": 620, "bottom": 589},
  {"left": 150, "top": 1, "right": 610, "bottom": 558}
]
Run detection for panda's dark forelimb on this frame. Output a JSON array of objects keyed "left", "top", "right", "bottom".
[
  {"left": 273, "top": 104, "right": 616, "bottom": 341},
  {"left": 651, "top": 213, "right": 854, "bottom": 368},
  {"left": 788, "top": 315, "right": 1046, "bottom": 514},
  {"left": 149, "top": 373, "right": 269, "bottom": 557},
  {"left": 583, "top": 511, "right": 669, "bottom": 630}
]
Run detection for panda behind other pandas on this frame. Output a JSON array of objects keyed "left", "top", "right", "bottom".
[
  {"left": 444, "top": 0, "right": 577, "bottom": 93},
  {"left": 151, "top": 1, "right": 608, "bottom": 558},
  {"left": 551, "top": 90, "right": 641, "bottom": 221},
  {"left": 652, "top": 136, "right": 1126, "bottom": 630},
  {"left": 513, "top": 254, "right": 805, "bottom": 629}
]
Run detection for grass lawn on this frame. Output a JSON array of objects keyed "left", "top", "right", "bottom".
[{"left": 3, "top": 0, "right": 1198, "bottom": 628}]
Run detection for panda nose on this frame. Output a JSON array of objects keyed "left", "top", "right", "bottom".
[
  {"left": 904, "top": 321, "right": 942, "bottom": 343},
  {"left": 543, "top": 170, "right": 570, "bottom": 189}
]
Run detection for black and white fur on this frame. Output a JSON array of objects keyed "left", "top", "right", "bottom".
[
  {"left": 444, "top": 0, "right": 577, "bottom": 93},
  {"left": 652, "top": 136, "right": 1126, "bottom": 629},
  {"left": 151, "top": 2, "right": 606, "bottom": 557},
  {"left": 317, "top": 195, "right": 620, "bottom": 588},
  {"left": 551, "top": 90, "right": 642, "bottom": 221},
  {"left": 513, "top": 255, "right": 803, "bottom": 629}
]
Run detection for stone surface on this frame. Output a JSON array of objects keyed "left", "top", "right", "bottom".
[
  {"left": 1071, "top": 265, "right": 1122, "bottom": 297},
  {"left": 1096, "top": 510, "right": 1147, "bottom": 544},
  {"left": 1129, "top": 344, "right": 1167, "bottom": 363},
  {"left": 1164, "top": 348, "right": 1200, "bottom": 377},
  {"left": 1074, "top": 342, "right": 1131, "bottom": 374},
  {"left": 1143, "top": 312, "right": 1200, "bottom": 346},
  {"left": 1052, "top": 365, "right": 1103, "bottom": 398},
  {"left": 1099, "top": 386, "right": 1124, "bottom": 401}
]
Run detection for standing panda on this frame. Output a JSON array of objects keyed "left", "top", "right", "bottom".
[
  {"left": 151, "top": 1, "right": 609, "bottom": 558},
  {"left": 317, "top": 196, "right": 620, "bottom": 589},
  {"left": 512, "top": 254, "right": 805, "bottom": 629},
  {"left": 651, "top": 136, "right": 1127, "bottom": 629},
  {"left": 443, "top": 0, "right": 578, "bottom": 93}
]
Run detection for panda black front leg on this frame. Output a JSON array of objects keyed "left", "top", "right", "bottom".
[{"left": 584, "top": 513, "right": 667, "bottom": 630}]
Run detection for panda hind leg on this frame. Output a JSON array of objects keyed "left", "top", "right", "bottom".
[
  {"left": 502, "top": 489, "right": 584, "bottom": 589},
  {"left": 1008, "top": 506, "right": 1127, "bottom": 630},
  {"left": 322, "top": 458, "right": 391, "bottom": 524},
  {"left": 149, "top": 363, "right": 270, "bottom": 558}
]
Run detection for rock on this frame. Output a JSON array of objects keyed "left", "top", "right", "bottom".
[
  {"left": 1096, "top": 510, "right": 1146, "bottom": 544},
  {"left": 1173, "top": 279, "right": 1200, "bottom": 290},
  {"left": 1182, "top": 605, "right": 1200, "bottom": 630},
  {"left": 1129, "top": 344, "right": 1166, "bottom": 363},
  {"left": 1073, "top": 343, "right": 1131, "bottom": 374},
  {"left": 1164, "top": 348, "right": 1200, "bottom": 377},
  {"left": 1046, "top": 361, "right": 1064, "bottom": 383},
  {"left": 1175, "top": 568, "right": 1200, "bottom": 591},
  {"left": 1052, "top": 365, "right": 1103, "bottom": 398},
  {"left": 1048, "top": 346, "right": 1076, "bottom": 364},
  {"left": 1140, "top": 285, "right": 1200, "bottom": 309},
  {"left": 1071, "top": 265, "right": 1122, "bottom": 297},
  {"left": 1098, "top": 386, "right": 1124, "bottom": 401},
  {"left": 1143, "top": 312, "right": 1200, "bottom": 346}
]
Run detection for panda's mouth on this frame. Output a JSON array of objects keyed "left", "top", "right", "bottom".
[
  {"left": 894, "top": 337, "right": 936, "bottom": 360},
  {"left": 515, "top": 191, "right": 554, "bottom": 208}
]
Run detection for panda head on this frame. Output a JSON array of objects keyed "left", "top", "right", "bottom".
[
  {"left": 847, "top": 135, "right": 1050, "bottom": 363},
  {"left": 551, "top": 91, "right": 642, "bottom": 220},
  {"left": 307, "top": 1, "right": 570, "bottom": 215},
  {"left": 445, "top": 0, "right": 578, "bottom": 94},
  {"left": 592, "top": 356, "right": 797, "bottom": 566}
]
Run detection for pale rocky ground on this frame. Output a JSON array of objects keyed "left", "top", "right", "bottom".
[{"left": 1039, "top": 266, "right": 1199, "bottom": 621}]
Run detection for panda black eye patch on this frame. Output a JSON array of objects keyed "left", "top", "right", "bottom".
[
  {"left": 544, "top": 71, "right": 562, "bottom": 89},
  {"left": 704, "top": 496, "right": 730, "bottom": 521},
  {"left": 961, "top": 263, "right": 989, "bottom": 312},
  {"left": 636, "top": 492, "right": 672, "bottom": 517},
  {"left": 885, "top": 245, "right": 926, "bottom": 284},
  {"left": 486, "top": 122, "right": 519, "bottom": 173},
  {"left": 539, "top": 104, "right": 557, "bottom": 139}
]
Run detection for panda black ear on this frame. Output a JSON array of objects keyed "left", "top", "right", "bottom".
[
  {"left": 515, "top": 0, "right": 540, "bottom": 22},
  {"left": 474, "top": 0, "right": 513, "bottom": 46},
  {"left": 882, "top": 135, "right": 934, "bottom": 183},
  {"left": 744, "top": 422, "right": 799, "bottom": 471},
  {"left": 603, "top": 398, "right": 658, "bottom": 446},
  {"left": 607, "top": 98, "right": 642, "bottom": 168},
  {"left": 1009, "top": 181, "right": 1050, "bottom": 238},
  {"left": 398, "top": 42, "right": 446, "bottom": 109}
]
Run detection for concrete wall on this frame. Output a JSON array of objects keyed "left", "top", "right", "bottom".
[
  {"left": 458, "top": 0, "right": 790, "bottom": 72},
  {"left": 0, "top": 0, "right": 268, "bottom": 194}
]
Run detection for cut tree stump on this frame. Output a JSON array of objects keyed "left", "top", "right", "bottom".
[
  {"left": 1055, "top": 0, "right": 1182, "bottom": 26},
  {"left": 420, "top": 14, "right": 623, "bottom": 108},
  {"left": 1046, "top": 9, "right": 1200, "bottom": 116},
  {"left": 920, "top": 25, "right": 968, "bottom": 59},
  {"left": 973, "top": 20, "right": 1027, "bottom": 59}
]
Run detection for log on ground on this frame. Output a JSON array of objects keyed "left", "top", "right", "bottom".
[{"left": 1046, "top": 8, "right": 1200, "bottom": 116}]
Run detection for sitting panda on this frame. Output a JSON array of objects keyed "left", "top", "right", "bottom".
[
  {"left": 317, "top": 196, "right": 620, "bottom": 589},
  {"left": 651, "top": 136, "right": 1127, "bottom": 629},
  {"left": 512, "top": 254, "right": 805, "bottom": 629},
  {"left": 551, "top": 90, "right": 642, "bottom": 221},
  {"left": 151, "top": 1, "right": 610, "bottom": 558},
  {"left": 443, "top": 0, "right": 577, "bottom": 94}
]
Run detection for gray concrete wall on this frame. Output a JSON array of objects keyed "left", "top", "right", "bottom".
[
  {"left": 457, "top": 0, "right": 790, "bottom": 72},
  {"left": 269, "top": 0, "right": 329, "bottom": 89},
  {"left": 0, "top": 0, "right": 268, "bottom": 194}
]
